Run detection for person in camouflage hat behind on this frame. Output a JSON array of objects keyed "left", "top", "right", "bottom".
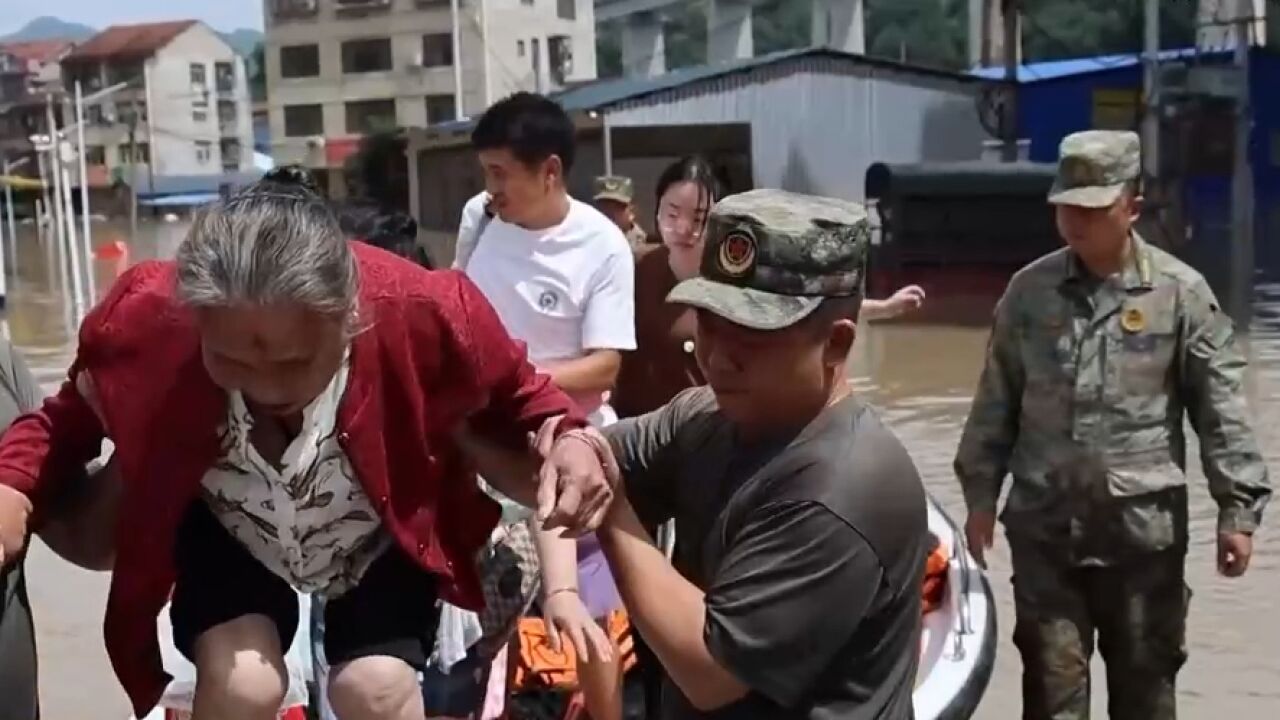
[
  {"left": 594, "top": 175, "right": 652, "bottom": 251},
  {"left": 954, "top": 130, "right": 1271, "bottom": 719},
  {"left": 573, "top": 189, "right": 929, "bottom": 718}
]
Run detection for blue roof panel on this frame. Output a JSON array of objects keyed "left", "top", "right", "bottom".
[{"left": 970, "top": 47, "right": 1210, "bottom": 83}]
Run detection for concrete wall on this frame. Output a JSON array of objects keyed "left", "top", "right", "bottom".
[{"left": 604, "top": 57, "right": 988, "bottom": 201}]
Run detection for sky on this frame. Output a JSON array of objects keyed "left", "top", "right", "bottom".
[{"left": 1, "top": 0, "right": 264, "bottom": 35}]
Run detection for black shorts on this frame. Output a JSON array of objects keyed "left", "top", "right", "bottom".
[{"left": 170, "top": 500, "right": 439, "bottom": 670}]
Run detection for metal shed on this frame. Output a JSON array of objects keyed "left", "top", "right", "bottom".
[
  {"left": 407, "top": 46, "right": 994, "bottom": 265},
  {"left": 568, "top": 47, "right": 993, "bottom": 200}
]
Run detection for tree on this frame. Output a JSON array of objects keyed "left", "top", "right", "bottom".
[
  {"left": 594, "top": 0, "right": 1222, "bottom": 79},
  {"left": 345, "top": 131, "right": 409, "bottom": 211}
]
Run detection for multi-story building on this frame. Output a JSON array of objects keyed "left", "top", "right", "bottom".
[
  {"left": 0, "top": 40, "right": 75, "bottom": 170},
  {"left": 264, "top": 0, "right": 598, "bottom": 194},
  {"left": 61, "top": 21, "right": 256, "bottom": 180}
]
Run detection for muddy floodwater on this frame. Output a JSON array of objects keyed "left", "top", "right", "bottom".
[{"left": 6, "top": 220, "right": 1278, "bottom": 719}]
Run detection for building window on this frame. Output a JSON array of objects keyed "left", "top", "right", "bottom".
[
  {"left": 218, "top": 100, "right": 238, "bottom": 128},
  {"left": 190, "top": 63, "right": 207, "bottom": 88},
  {"left": 345, "top": 99, "right": 397, "bottom": 135},
  {"left": 280, "top": 44, "right": 320, "bottom": 79},
  {"left": 284, "top": 104, "right": 324, "bottom": 137},
  {"left": 517, "top": 40, "right": 525, "bottom": 57},
  {"left": 426, "top": 94, "right": 456, "bottom": 125},
  {"left": 341, "top": 38, "right": 393, "bottom": 74},
  {"left": 221, "top": 139, "right": 243, "bottom": 170},
  {"left": 119, "top": 143, "right": 151, "bottom": 164},
  {"left": 87, "top": 105, "right": 106, "bottom": 125},
  {"left": 421, "top": 34, "right": 454, "bottom": 68},
  {"left": 272, "top": 0, "right": 319, "bottom": 19},
  {"left": 557, "top": 0, "right": 576, "bottom": 20},
  {"left": 194, "top": 109, "right": 209, "bottom": 123},
  {"left": 116, "top": 102, "right": 147, "bottom": 125},
  {"left": 195, "top": 141, "right": 213, "bottom": 165},
  {"left": 84, "top": 145, "right": 105, "bottom": 165},
  {"left": 215, "top": 62, "right": 235, "bottom": 93},
  {"left": 531, "top": 38, "right": 540, "bottom": 72},
  {"left": 107, "top": 62, "right": 142, "bottom": 86}
]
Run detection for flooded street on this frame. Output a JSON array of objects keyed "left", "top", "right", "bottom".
[{"left": 6, "top": 220, "right": 1279, "bottom": 719}]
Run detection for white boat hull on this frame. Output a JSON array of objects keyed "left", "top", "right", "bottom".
[{"left": 914, "top": 496, "right": 998, "bottom": 720}]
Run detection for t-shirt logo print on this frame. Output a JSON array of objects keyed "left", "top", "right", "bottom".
[
  {"left": 718, "top": 230, "right": 756, "bottom": 278},
  {"left": 538, "top": 289, "right": 559, "bottom": 311}
]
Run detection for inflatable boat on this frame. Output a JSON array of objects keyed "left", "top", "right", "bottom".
[{"left": 915, "top": 495, "right": 998, "bottom": 720}]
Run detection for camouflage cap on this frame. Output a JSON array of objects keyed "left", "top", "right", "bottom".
[
  {"left": 1048, "top": 130, "right": 1141, "bottom": 208},
  {"left": 593, "top": 175, "right": 635, "bottom": 204},
  {"left": 666, "top": 189, "right": 869, "bottom": 331}
]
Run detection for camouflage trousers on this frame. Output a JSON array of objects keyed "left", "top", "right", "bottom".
[{"left": 1009, "top": 540, "right": 1190, "bottom": 720}]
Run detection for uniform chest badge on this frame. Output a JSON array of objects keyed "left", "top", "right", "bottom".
[
  {"left": 1120, "top": 306, "right": 1146, "bottom": 333},
  {"left": 717, "top": 231, "right": 756, "bottom": 277},
  {"left": 538, "top": 290, "right": 558, "bottom": 311}
]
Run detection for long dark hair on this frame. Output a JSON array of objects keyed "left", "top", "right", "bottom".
[
  {"left": 653, "top": 155, "right": 725, "bottom": 241},
  {"left": 336, "top": 199, "right": 428, "bottom": 268}
]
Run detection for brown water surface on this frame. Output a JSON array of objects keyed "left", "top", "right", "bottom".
[{"left": 7, "top": 220, "right": 1277, "bottom": 718}]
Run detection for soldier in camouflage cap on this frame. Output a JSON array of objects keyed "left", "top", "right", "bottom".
[
  {"left": 955, "top": 129, "right": 1270, "bottom": 719},
  {"left": 667, "top": 188, "right": 869, "bottom": 330},
  {"left": 594, "top": 175, "right": 651, "bottom": 251},
  {"left": 593, "top": 187, "right": 928, "bottom": 718}
]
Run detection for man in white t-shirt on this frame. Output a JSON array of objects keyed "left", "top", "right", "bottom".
[
  {"left": 444, "top": 92, "right": 635, "bottom": 720},
  {"left": 454, "top": 92, "right": 636, "bottom": 425}
]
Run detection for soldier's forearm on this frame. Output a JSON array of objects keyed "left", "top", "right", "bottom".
[
  {"left": 954, "top": 451, "right": 1005, "bottom": 514},
  {"left": 1212, "top": 478, "right": 1270, "bottom": 535},
  {"left": 958, "top": 476, "right": 1001, "bottom": 515}
]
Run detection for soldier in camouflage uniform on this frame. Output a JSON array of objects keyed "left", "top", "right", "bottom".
[
  {"left": 594, "top": 175, "right": 652, "bottom": 250},
  {"left": 954, "top": 130, "right": 1272, "bottom": 720}
]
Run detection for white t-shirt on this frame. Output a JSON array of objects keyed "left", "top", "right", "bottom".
[{"left": 454, "top": 192, "right": 636, "bottom": 421}]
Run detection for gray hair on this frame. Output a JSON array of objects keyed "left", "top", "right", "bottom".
[{"left": 175, "top": 180, "right": 359, "bottom": 331}]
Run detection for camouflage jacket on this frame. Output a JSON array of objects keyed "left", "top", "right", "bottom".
[
  {"left": 954, "top": 234, "right": 1270, "bottom": 562},
  {"left": 626, "top": 223, "right": 651, "bottom": 252}
]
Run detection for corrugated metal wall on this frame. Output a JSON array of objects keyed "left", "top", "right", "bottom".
[{"left": 603, "top": 57, "right": 990, "bottom": 200}]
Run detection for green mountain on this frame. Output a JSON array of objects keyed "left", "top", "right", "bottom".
[
  {"left": 1, "top": 16, "right": 96, "bottom": 42},
  {"left": 2, "top": 17, "right": 263, "bottom": 60}
]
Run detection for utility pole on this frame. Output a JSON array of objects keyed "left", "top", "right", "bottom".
[
  {"left": 1001, "top": 0, "right": 1020, "bottom": 162},
  {"left": 1229, "top": 11, "right": 1254, "bottom": 325},
  {"left": 128, "top": 95, "right": 140, "bottom": 242},
  {"left": 2, "top": 158, "right": 16, "bottom": 263},
  {"left": 1142, "top": 0, "right": 1160, "bottom": 181},
  {"left": 450, "top": 0, "right": 464, "bottom": 120}
]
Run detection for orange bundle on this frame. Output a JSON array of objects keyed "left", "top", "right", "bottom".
[
  {"left": 513, "top": 609, "right": 638, "bottom": 691},
  {"left": 921, "top": 536, "right": 949, "bottom": 615}
]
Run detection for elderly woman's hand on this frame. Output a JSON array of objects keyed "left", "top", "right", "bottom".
[{"left": 531, "top": 419, "right": 620, "bottom": 537}]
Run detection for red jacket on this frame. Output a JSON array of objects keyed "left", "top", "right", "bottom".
[{"left": 0, "top": 242, "right": 584, "bottom": 715}]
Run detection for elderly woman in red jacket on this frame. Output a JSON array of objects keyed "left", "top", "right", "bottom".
[{"left": 0, "top": 169, "right": 615, "bottom": 720}]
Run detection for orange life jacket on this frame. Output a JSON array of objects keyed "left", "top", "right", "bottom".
[{"left": 513, "top": 609, "right": 637, "bottom": 691}]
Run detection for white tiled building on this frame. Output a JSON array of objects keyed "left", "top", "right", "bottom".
[
  {"left": 61, "top": 21, "right": 256, "bottom": 178},
  {"left": 264, "top": 0, "right": 598, "bottom": 194}
]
